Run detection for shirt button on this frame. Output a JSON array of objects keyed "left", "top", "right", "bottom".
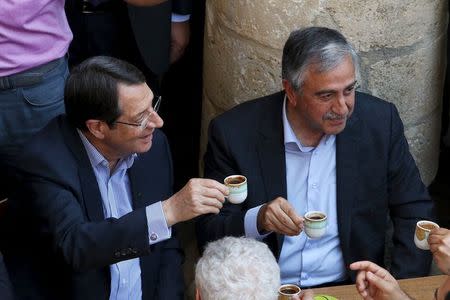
[
  {"left": 312, "top": 183, "right": 317, "bottom": 188},
  {"left": 122, "top": 279, "right": 127, "bottom": 285},
  {"left": 150, "top": 233, "right": 158, "bottom": 241}
]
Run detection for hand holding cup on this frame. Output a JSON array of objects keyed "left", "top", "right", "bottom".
[
  {"left": 414, "top": 220, "right": 439, "bottom": 250},
  {"left": 257, "top": 197, "right": 303, "bottom": 236}
]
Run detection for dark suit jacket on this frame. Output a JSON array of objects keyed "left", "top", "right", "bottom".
[
  {"left": 3, "top": 115, "right": 184, "bottom": 299},
  {"left": 196, "top": 91, "right": 434, "bottom": 281},
  {"left": 65, "top": 0, "right": 192, "bottom": 75},
  {"left": 0, "top": 254, "right": 14, "bottom": 300},
  {"left": 128, "top": 0, "right": 193, "bottom": 74}
]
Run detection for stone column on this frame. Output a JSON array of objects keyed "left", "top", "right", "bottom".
[{"left": 201, "top": 0, "right": 448, "bottom": 185}]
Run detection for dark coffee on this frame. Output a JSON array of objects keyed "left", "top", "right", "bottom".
[
  {"left": 281, "top": 288, "right": 298, "bottom": 295},
  {"left": 308, "top": 213, "right": 325, "bottom": 220},
  {"left": 421, "top": 223, "right": 437, "bottom": 230},
  {"left": 225, "top": 176, "right": 245, "bottom": 185}
]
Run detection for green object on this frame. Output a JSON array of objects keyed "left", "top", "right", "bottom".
[{"left": 313, "top": 295, "right": 338, "bottom": 300}]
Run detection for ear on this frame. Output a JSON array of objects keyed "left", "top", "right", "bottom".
[
  {"left": 195, "top": 287, "right": 201, "bottom": 300},
  {"left": 85, "top": 119, "right": 107, "bottom": 140},
  {"left": 282, "top": 79, "right": 298, "bottom": 107}
]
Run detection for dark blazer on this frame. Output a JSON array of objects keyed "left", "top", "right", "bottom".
[
  {"left": 65, "top": 0, "right": 192, "bottom": 75},
  {"left": 0, "top": 254, "right": 14, "bottom": 300},
  {"left": 3, "top": 115, "right": 184, "bottom": 299},
  {"left": 128, "top": 0, "right": 193, "bottom": 74},
  {"left": 196, "top": 91, "right": 434, "bottom": 281}
]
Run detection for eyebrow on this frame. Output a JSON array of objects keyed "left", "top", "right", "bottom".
[{"left": 314, "top": 80, "right": 358, "bottom": 96}]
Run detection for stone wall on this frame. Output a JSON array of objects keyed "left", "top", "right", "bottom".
[{"left": 201, "top": 0, "right": 448, "bottom": 185}]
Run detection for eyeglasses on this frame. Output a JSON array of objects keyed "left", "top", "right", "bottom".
[{"left": 115, "top": 96, "right": 161, "bottom": 130}]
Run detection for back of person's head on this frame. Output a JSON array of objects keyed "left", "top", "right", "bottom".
[
  {"left": 282, "top": 26, "right": 360, "bottom": 92},
  {"left": 195, "top": 237, "right": 280, "bottom": 300},
  {"left": 64, "top": 56, "right": 146, "bottom": 131}
]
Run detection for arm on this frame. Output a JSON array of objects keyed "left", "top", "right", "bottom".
[
  {"left": 154, "top": 236, "right": 184, "bottom": 299},
  {"left": 387, "top": 104, "right": 434, "bottom": 278},
  {"left": 0, "top": 254, "right": 14, "bottom": 300},
  {"left": 27, "top": 177, "right": 152, "bottom": 272},
  {"left": 196, "top": 118, "right": 252, "bottom": 250}
]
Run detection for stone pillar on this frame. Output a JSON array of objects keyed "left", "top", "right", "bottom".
[{"left": 201, "top": 0, "right": 448, "bottom": 185}]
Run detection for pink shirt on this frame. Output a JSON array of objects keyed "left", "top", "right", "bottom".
[{"left": 0, "top": 0, "right": 73, "bottom": 76}]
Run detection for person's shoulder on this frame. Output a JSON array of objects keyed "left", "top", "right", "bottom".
[
  {"left": 355, "top": 91, "right": 396, "bottom": 119},
  {"left": 211, "top": 91, "right": 283, "bottom": 126}
]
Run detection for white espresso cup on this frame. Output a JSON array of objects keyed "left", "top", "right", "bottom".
[
  {"left": 304, "top": 211, "right": 327, "bottom": 239},
  {"left": 414, "top": 220, "right": 439, "bottom": 250},
  {"left": 224, "top": 175, "right": 247, "bottom": 204}
]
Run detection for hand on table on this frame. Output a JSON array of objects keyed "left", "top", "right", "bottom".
[
  {"left": 257, "top": 197, "right": 303, "bottom": 236},
  {"left": 428, "top": 228, "right": 450, "bottom": 275},
  {"left": 163, "top": 178, "right": 228, "bottom": 226},
  {"left": 349, "top": 261, "right": 411, "bottom": 300}
]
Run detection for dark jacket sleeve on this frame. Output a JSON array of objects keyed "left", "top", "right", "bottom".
[
  {"left": 0, "top": 253, "right": 14, "bottom": 300},
  {"left": 196, "top": 117, "right": 248, "bottom": 252},
  {"left": 172, "top": 0, "right": 192, "bottom": 15},
  {"left": 386, "top": 104, "right": 434, "bottom": 278}
]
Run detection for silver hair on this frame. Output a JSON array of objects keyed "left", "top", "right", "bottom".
[
  {"left": 282, "top": 27, "right": 360, "bottom": 92},
  {"left": 195, "top": 237, "right": 280, "bottom": 300}
]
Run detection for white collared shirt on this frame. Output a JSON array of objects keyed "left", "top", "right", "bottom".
[{"left": 244, "top": 98, "right": 346, "bottom": 287}]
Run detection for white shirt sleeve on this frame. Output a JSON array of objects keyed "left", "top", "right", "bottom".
[
  {"left": 171, "top": 13, "right": 190, "bottom": 22},
  {"left": 244, "top": 204, "right": 271, "bottom": 240},
  {"left": 145, "top": 201, "right": 172, "bottom": 245}
]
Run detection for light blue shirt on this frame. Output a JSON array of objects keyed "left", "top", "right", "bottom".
[
  {"left": 78, "top": 131, "right": 171, "bottom": 300},
  {"left": 244, "top": 99, "right": 346, "bottom": 287}
]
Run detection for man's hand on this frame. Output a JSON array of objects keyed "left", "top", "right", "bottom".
[
  {"left": 429, "top": 228, "right": 450, "bottom": 275},
  {"left": 257, "top": 197, "right": 303, "bottom": 236},
  {"left": 170, "top": 20, "right": 190, "bottom": 64},
  {"left": 293, "top": 289, "right": 314, "bottom": 300},
  {"left": 349, "top": 261, "right": 411, "bottom": 300},
  {"left": 162, "top": 178, "right": 228, "bottom": 227}
]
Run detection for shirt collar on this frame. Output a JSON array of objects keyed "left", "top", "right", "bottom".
[{"left": 77, "top": 129, "right": 137, "bottom": 170}]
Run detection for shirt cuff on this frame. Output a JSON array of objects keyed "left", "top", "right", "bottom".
[
  {"left": 244, "top": 205, "right": 271, "bottom": 240},
  {"left": 171, "top": 13, "right": 190, "bottom": 22},
  {"left": 145, "top": 201, "right": 172, "bottom": 245}
]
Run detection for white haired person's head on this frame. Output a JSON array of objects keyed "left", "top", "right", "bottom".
[{"left": 195, "top": 236, "right": 280, "bottom": 300}]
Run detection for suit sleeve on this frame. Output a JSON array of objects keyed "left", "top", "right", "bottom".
[
  {"left": 24, "top": 176, "right": 152, "bottom": 272},
  {"left": 0, "top": 254, "right": 14, "bottom": 300},
  {"left": 195, "top": 118, "right": 247, "bottom": 252},
  {"left": 387, "top": 104, "right": 434, "bottom": 278},
  {"left": 172, "top": 0, "right": 192, "bottom": 14}
]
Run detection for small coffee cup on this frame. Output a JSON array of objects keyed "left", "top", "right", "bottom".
[
  {"left": 224, "top": 175, "right": 247, "bottom": 204},
  {"left": 278, "top": 284, "right": 301, "bottom": 300},
  {"left": 414, "top": 220, "right": 439, "bottom": 250},
  {"left": 304, "top": 211, "right": 327, "bottom": 239}
]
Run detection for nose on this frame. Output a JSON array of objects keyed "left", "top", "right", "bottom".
[
  {"left": 146, "top": 111, "right": 164, "bottom": 129},
  {"left": 332, "top": 93, "right": 349, "bottom": 116}
]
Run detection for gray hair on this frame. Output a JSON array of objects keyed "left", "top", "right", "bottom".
[
  {"left": 282, "top": 26, "right": 360, "bottom": 92},
  {"left": 195, "top": 237, "right": 280, "bottom": 300}
]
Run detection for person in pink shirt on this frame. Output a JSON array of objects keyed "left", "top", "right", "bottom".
[{"left": 0, "top": 0, "right": 72, "bottom": 198}]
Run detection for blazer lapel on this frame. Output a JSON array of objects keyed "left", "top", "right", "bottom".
[
  {"left": 336, "top": 112, "right": 360, "bottom": 263},
  {"left": 61, "top": 117, "right": 105, "bottom": 222},
  {"left": 255, "top": 94, "right": 287, "bottom": 257}
]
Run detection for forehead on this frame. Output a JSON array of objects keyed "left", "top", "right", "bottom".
[
  {"left": 117, "top": 82, "right": 153, "bottom": 116},
  {"left": 302, "top": 55, "right": 356, "bottom": 90}
]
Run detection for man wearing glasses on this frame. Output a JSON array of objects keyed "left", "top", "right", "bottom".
[{"left": 2, "top": 56, "right": 228, "bottom": 299}]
